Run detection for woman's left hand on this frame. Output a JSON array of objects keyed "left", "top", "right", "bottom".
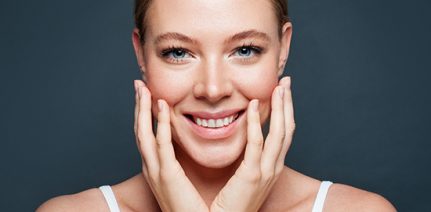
[{"left": 210, "top": 77, "right": 295, "bottom": 212}]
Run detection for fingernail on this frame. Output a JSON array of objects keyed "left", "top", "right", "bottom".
[
  {"left": 158, "top": 99, "right": 164, "bottom": 112},
  {"left": 278, "top": 86, "right": 285, "bottom": 98},
  {"left": 251, "top": 99, "right": 259, "bottom": 112},
  {"left": 280, "top": 76, "right": 291, "bottom": 88}
]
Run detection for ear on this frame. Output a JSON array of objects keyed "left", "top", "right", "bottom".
[
  {"left": 132, "top": 28, "right": 146, "bottom": 73},
  {"left": 277, "top": 22, "right": 293, "bottom": 77}
]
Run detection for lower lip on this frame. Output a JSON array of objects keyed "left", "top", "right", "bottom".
[{"left": 184, "top": 113, "right": 244, "bottom": 140}]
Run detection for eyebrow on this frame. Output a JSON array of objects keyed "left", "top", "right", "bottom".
[
  {"left": 154, "top": 32, "right": 197, "bottom": 45},
  {"left": 153, "top": 29, "right": 271, "bottom": 45},
  {"left": 224, "top": 30, "right": 271, "bottom": 44}
]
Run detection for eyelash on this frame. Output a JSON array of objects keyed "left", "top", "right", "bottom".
[
  {"left": 233, "top": 43, "right": 263, "bottom": 61},
  {"left": 160, "top": 46, "right": 191, "bottom": 64},
  {"left": 160, "top": 44, "right": 263, "bottom": 64}
]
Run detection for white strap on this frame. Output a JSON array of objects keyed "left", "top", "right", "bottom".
[
  {"left": 99, "top": 185, "right": 121, "bottom": 212},
  {"left": 311, "top": 181, "right": 333, "bottom": 212}
]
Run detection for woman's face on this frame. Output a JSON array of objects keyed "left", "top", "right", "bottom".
[{"left": 133, "top": 0, "right": 292, "bottom": 168}]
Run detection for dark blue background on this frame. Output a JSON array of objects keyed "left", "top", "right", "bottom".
[{"left": 1, "top": 0, "right": 430, "bottom": 211}]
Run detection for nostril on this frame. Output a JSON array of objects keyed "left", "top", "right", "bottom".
[{"left": 192, "top": 78, "right": 233, "bottom": 103}]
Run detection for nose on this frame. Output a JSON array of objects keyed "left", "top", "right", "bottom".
[{"left": 192, "top": 58, "right": 233, "bottom": 103}]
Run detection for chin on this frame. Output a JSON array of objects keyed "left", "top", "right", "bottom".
[{"left": 189, "top": 135, "right": 246, "bottom": 169}]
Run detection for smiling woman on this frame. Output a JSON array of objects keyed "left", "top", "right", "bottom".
[{"left": 37, "top": 0, "right": 396, "bottom": 211}]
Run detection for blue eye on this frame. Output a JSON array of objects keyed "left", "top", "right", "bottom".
[
  {"left": 160, "top": 47, "right": 192, "bottom": 64},
  {"left": 238, "top": 47, "right": 252, "bottom": 56},
  {"left": 162, "top": 48, "right": 189, "bottom": 59},
  {"left": 171, "top": 49, "right": 186, "bottom": 58},
  {"left": 234, "top": 46, "right": 262, "bottom": 58}
]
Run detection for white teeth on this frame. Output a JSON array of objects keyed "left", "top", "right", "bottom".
[
  {"left": 202, "top": 119, "right": 208, "bottom": 127},
  {"left": 223, "top": 117, "right": 229, "bottom": 126},
  {"left": 216, "top": 119, "right": 224, "bottom": 127},
  {"left": 208, "top": 119, "right": 215, "bottom": 127},
  {"left": 193, "top": 113, "right": 239, "bottom": 128}
]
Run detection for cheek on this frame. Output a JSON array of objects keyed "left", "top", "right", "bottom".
[
  {"left": 145, "top": 67, "right": 193, "bottom": 109},
  {"left": 232, "top": 64, "right": 279, "bottom": 122},
  {"left": 142, "top": 47, "right": 192, "bottom": 108},
  {"left": 235, "top": 73, "right": 277, "bottom": 100},
  {"left": 232, "top": 48, "right": 280, "bottom": 101},
  {"left": 233, "top": 64, "right": 279, "bottom": 101}
]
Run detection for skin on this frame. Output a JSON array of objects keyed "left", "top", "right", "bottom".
[{"left": 36, "top": 0, "right": 397, "bottom": 211}]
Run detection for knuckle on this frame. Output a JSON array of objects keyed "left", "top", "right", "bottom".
[
  {"left": 275, "top": 166, "right": 283, "bottom": 176},
  {"left": 287, "top": 122, "right": 296, "bottom": 135},
  {"left": 251, "top": 136, "right": 264, "bottom": 147},
  {"left": 148, "top": 172, "right": 160, "bottom": 184},
  {"left": 137, "top": 129, "right": 145, "bottom": 141},
  {"left": 280, "top": 129, "right": 286, "bottom": 141},
  {"left": 262, "top": 174, "right": 274, "bottom": 182},
  {"left": 159, "top": 171, "right": 171, "bottom": 183},
  {"left": 213, "top": 195, "right": 228, "bottom": 211},
  {"left": 261, "top": 169, "right": 275, "bottom": 182},
  {"left": 156, "top": 139, "right": 168, "bottom": 151},
  {"left": 246, "top": 170, "right": 262, "bottom": 184}
]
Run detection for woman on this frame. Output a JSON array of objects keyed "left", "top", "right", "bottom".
[{"left": 38, "top": 0, "right": 396, "bottom": 211}]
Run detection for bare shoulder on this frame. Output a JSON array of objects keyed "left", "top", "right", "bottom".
[
  {"left": 325, "top": 183, "right": 396, "bottom": 212},
  {"left": 266, "top": 167, "right": 396, "bottom": 212},
  {"left": 36, "top": 188, "right": 108, "bottom": 212}
]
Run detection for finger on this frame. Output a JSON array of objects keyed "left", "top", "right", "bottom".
[
  {"left": 134, "top": 80, "right": 141, "bottom": 149},
  {"left": 155, "top": 99, "right": 176, "bottom": 169},
  {"left": 261, "top": 86, "right": 285, "bottom": 171},
  {"left": 134, "top": 79, "right": 146, "bottom": 135},
  {"left": 134, "top": 81, "right": 150, "bottom": 175},
  {"left": 137, "top": 84, "right": 159, "bottom": 172},
  {"left": 244, "top": 99, "right": 264, "bottom": 169},
  {"left": 276, "top": 77, "right": 295, "bottom": 169}
]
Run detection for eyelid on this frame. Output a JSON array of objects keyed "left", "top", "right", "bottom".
[
  {"left": 231, "top": 45, "right": 263, "bottom": 57},
  {"left": 159, "top": 46, "right": 195, "bottom": 64},
  {"left": 160, "top": 47, "right": 193, "bottom": 57}
]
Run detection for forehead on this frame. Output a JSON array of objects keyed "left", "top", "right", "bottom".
[{"left": 145, "top": 0, "right": 279, "bottom": 42}]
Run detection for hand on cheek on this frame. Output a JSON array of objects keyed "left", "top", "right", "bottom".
[
  {"left": 211, "top": 77, "right": 296, "bottom": 212},
  {"left": 133, "top": 80, "right": 208, "bottom": 212},
  {"left": 133, "top": 77, "right": 295, "bottom": 212}
]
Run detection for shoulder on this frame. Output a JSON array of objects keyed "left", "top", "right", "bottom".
[
  {"left": 36, "top": 187, "right": 108, "bottom": 212},
  {"left": 324, "top": 183, "right": 396, "bottom": 212},
  {"left": 36, "top": 174, "right": 157, "bottom": 212},
  {"left": 264, "top": 167, "right": 396, "bottom": 212}
]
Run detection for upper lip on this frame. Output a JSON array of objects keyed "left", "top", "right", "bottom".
[{"left": 184, "top": 108, "right": 244, "bottom": 119}]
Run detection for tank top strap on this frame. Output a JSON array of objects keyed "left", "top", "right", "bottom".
[
  {"left": 311, "top": 181, "right": 333, "bottom": 212},
  {"left": 99, "top": 185, "right": 121, "bottom": 212}
]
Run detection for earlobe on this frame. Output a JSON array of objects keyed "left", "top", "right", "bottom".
[{"left": 278, "top": 22, "right": 293, "bottom": 77}]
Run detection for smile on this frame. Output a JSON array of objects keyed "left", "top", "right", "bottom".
[
  {"left": 193, "top": 113, "right": 239, "bottom": 128},
  {"left": 183, "top": 109, "right": 245, "bottom": 139}
]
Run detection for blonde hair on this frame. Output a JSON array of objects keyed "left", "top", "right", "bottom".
[{"left": 134, "top": 0, "right": 290, "bottom": 43}]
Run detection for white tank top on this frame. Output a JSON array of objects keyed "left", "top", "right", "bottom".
[
  {"left": 99, "top": 185, "right": 120, "bottom": 212},
  {"left": 99, "top": 181, "right": 333, "bottom": 212}
]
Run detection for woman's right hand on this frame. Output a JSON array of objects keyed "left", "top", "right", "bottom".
[{"left": 133, "top": 80, "right": 209, "bottom": 212}]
